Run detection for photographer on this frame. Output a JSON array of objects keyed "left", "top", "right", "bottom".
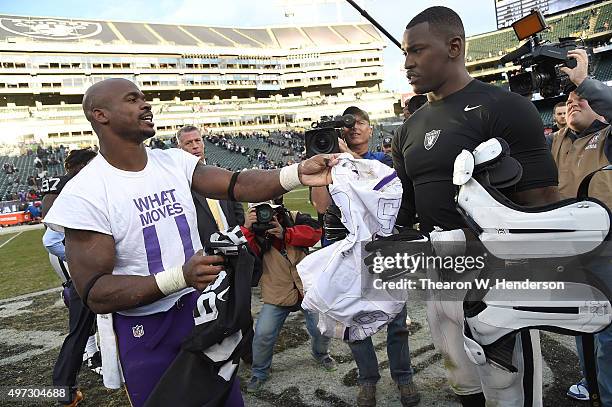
[
  {"left": 310, "top": 107, "right": 418, "bottom": 407},
  {"left": 554, "top": 48, "right": 611, "bottom": 404},
  {"left": 562, "top": 48, "right": 612, "bottom": 123},
  {"left": 337, "top": 106, "right": 393, "bottom": 167},
  {"left": 240, "top": 198, "right": 337, "bottom": 393},
  {"left": 311, "top": 106, "right": 392, "bottom": 214}
]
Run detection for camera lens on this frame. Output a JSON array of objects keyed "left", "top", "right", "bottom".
[
  {"left": 315, "top": 135, "right": 331, "bottom": 153},
  {"left": 256, "top": 206, "right": 274, "bottom": 223}
]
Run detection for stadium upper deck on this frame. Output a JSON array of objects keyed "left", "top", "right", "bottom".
[
  {"left": 0, "top": 14, "right": 394, "bottom": 145},
  {"left": 0, "top": 14, "right": 385, "bottom": 99},
  {"left": 0, "top": 15, "right": 382, "bottom": 49}
]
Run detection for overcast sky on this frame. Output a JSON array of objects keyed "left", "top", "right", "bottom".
[{"left": 0, "top": 0, "right": 499, "bottom": 92}]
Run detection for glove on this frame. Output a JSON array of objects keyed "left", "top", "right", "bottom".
[
  {"left": 364, "top": 229, "right": 432, "bottom": 281},
  {"left": 323, "top": 204, "right": 349, "bottom": 242}
]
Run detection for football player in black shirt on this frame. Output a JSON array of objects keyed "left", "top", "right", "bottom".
[{"left": 394, "top": 7, "right": 559, "bottom": 407}]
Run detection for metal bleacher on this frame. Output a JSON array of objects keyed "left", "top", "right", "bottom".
[
  {"left": 0, "top": 150, "right": 66, "bottom": 200},
  {"left": 466, "top": 1, "right": 612, "bottom": 62},
  {"left": 203, "top": 141, "right": 250, "bottom": 171},
  {"left": 594, "top": 54, "right": 612, "bottom": 81}
]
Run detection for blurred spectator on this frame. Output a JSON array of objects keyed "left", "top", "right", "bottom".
[{"left": 25, "top": 202, "right": 42, "bottom": 222}]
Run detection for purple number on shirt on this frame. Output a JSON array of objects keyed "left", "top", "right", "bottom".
[
  {"left": 143, "top": 225, "right": 163, "bottom": 274},
  {"left": 143, "top": 214, "right": 195, "bottom": 275},
  {"left": 175, "top": 214, "right": 195, "bottom": 260}
]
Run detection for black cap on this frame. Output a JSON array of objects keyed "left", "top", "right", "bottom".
[
  {"left": 407, "top": 94, "right": 428, "bottom": 114},
  {"left": 343, "top": 106, "right": 370, "bottom": 123},
  {"left": 383, "top": 136, "right": 392, "bottom": 146}
]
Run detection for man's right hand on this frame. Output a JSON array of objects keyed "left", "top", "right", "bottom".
[
  {"left": 183, "top": 250, "right": 224, "bottom": 291},
  {"left": 243, "top": 208, "right": 257, "bottom": 230},
  {"left": 561, "top": 48, "right": 589, "bottom": 87}
]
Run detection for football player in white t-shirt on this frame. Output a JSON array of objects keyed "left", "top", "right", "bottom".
[{"left": 44, "top": 78, "right": 339, "bottom": 407}]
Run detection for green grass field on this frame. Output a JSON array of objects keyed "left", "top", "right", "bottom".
[
  {"left": 0, "top": 228, "right": 61, "bottom": 299},
  {"left": 0, "top": 188, "right": 317, "bottom": 300}
]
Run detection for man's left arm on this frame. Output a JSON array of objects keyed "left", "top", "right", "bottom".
[
  {"left": 42, "top": 228, "right": 66, "bottom": 261},
  {"left": 487, "top": 92, "right": 560, "bottom": 205},
  {"left": 190, "top": 154, "right": 338, "bottom": 202},
  {"left": 576, "top": 79, "right": 612, "bottom": 124}
]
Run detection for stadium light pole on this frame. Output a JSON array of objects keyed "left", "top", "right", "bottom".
[{"left": 344, "top": 0, "right": 402, "bottom": 49}]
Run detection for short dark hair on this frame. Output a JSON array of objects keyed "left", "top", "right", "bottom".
[
  {"left": 64, "top": 148, "right": 97, "bottom": 172},
  {"left": 553, "top": 101, "right": 566, "bottom": 111},
  {"left": 406, "top": 6, "right": 465, "bottom": 41},
  {"left": 176, "top": 125, "right": 200, "bottom": 142},
  {"left": 343, "top": 106, "right": 370, "bottom": 123}
]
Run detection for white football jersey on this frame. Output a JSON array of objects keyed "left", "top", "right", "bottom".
[{"left": 298, "top": 154, "right": 407, "bottom": 341}]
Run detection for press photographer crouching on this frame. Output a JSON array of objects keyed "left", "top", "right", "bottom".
[{"left": 241, "top": 197, "right": 337, "bottom": 393}]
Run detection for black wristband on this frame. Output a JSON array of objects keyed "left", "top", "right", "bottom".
[
  {"left": 228, "top": 171, "right": 240, "bottom": 201},
  {"left": 82, "top": 273, "right": 106, "bottom": 309}
]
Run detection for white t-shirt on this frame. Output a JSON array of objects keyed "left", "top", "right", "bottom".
[
  {"left": 298, "top": 154, "right": 407, "bottom": 341},
  {"left": 45, "top": 148, "right": 202, "bottom": 316}
]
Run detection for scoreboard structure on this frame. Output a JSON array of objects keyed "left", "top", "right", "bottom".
[{"left": 495, "top": 0, "right": 597, "bottom": 28}]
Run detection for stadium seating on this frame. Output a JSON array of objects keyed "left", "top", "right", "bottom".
[
  {"left": 594, "top": 55, "right": 612, "bottom": 81},
  {"left": 466, "top": 1, "right": 612, "bottom": 62},
  {"left": 539, "top": 109, "right": 554, "bottom": 127},
  {"left": 0, "top": 148, "right": 65, "bottom": 201}
]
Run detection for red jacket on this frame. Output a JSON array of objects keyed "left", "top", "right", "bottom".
[{"left": 240, "top": 223, "right": 321, "bottom": 257}]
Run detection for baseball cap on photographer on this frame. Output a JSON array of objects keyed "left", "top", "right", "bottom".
[
  {"left": 248, "top": 200, "right": 281, "bottom": 209},
  {"left": 248, "top": 196, "right": 284, "bottom": 209},
  {"left": 383, "top": 136, "right": 392, "bottom": 146},
  {"left": 343, "top": 106, "right": 370, "bottom": 123}
]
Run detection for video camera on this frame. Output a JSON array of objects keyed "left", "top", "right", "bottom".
[
  {"left": 304, "top": 114, "right": 356, "bottom": 158},
  {"left": 500, "top": 9, "right": 592, "bottom": 98}
]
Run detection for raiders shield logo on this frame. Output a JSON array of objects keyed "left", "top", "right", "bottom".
[
  {"left": 424, "top": 129, "right": 441, "bottom": 150},
  {"left": 0, "top": 17, "right": 102, "bottom": 40},
  {"left": 132, "top": 324, "right": 144, "bottom": 338}
]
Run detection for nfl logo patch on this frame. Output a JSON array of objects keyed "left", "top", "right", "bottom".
[
  {"left": 132, "top": 324, "right": 144, "bottom": 338},
  {"left": 424, "top": 129, "right": 441, "bottom": 150}
]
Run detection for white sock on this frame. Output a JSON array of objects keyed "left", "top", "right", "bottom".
[{"left": 85, "top": 335, "right": 98, "bottom": 356}]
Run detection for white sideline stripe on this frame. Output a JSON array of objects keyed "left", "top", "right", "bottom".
[
  {"left": 0, "top": 231, "right": 22, "bottom": 249},
  {"left": 0, "top": 223, "right": 45, "bottom": 235},
  {"left": 0, "top": 286, "right": 62, "bottom": 305}
]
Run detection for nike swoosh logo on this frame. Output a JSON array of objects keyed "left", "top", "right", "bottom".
[{"left": 464, "top": 105, "right": 482, "bottom": 111}]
